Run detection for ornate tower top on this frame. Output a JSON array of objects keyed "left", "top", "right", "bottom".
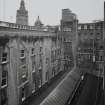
[
  {"left": 20, "top": 0, "right": 26, "bottom": 10},
  {"left": 16, "top": 0, "right": 28, "bottom": 25}
]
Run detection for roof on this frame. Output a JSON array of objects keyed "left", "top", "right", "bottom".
[{"left": 40, "top": 70, "right": 81, "bottom": 105}]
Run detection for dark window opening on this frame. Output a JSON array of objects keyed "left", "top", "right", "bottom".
[
  {"left": 20, "top": 50, "right": 25, "bottom": 58},
  {"left": 2, "top": 53, "right": 7, "bottom": 63},
  {"left": 1, "top": 71, "right": 7, "bottom": 87},
  {"left": 46, "top": 71, "right": 49, "bottom": 81},
  {"left": 31, "top": 48, "right": 34, "bottom": 55}
]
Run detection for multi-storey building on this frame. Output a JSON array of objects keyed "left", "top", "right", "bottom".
[
  {"left": 77, "top": 21, "right": 104, "bottom": 76},
  {"left": 0, "top": 1, "right": 64, "bottom": 105},
  {"left": 0, "top": 21, "right": 63, "bottom": 105},
  {"left": 60, "top": 9, "right": 78, "bottom": 70},
  {"left": 0, "top": 0, "right": 103, "bottom": 105}
]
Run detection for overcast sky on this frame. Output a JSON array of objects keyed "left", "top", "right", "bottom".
[{"left": 0, "top": 0, "right": 104, "bottom": 25}]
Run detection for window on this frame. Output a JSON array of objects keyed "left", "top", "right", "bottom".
[
  {"left": 52, "top": 68, "right": 55, "bottom": 77},
  {"left": 84, "top": 25, "right": 87, "bottom": 29},
  {"left": 90, "top": 33, "right": 93, "bottom": 36},
  {"left": 93, "top": 56, "right": 95, "bottom": 62},
  {"left": 64, "top": 38, "right": 66, "bottom": 42},
  {"left": 32, "top": 63, "right": 35, "bottom": 72},
  {"left": 97, "top": 26, "right": 101, "bottom": 30},
  {"left": 39, "top": 79, "right": 42, "bottom": 88},
  {"left": 32, "top": 73, "right": 35, "bottom": 93},
  {"left": 31, "top": 48, "right": 34, "bottom": 55},
  {"left": 32, "top": 55, "right": 35, "bottom": 63},
  {"left": 46, "top": 58, "right": 49, "bottom": 64},
  {"left": 20, "top": 49, "right": 25, "bottom": 58},
  {"left": 22, "top": 74, "right": 26, "bottom": 79},
  {"left": 100, "top": 56, "right": 103, "bottom": 61},
  {"left": 46, "top": 71, "right": 49, "bottom": 81},
  {"left": 90, "top": 25, "right": 93, "bottom": 29},
  {"left": 40, "top": 47, "right": 43, "bottom": 52},
  {"left": 78, "top": 47, "right": 81, "bottom": 51},
  {"left": 21, "top": 66, "right": 28, "bottom": 83},
  {"left": 38, "top": 69, "right": 42, "bottom": 87},
  {"left": 32, "top": 85, "right": 35, "bottom": 93},
  {"left": 99, "top": 64, "right": 103, "bottom": 70},
  {"left": 1, "top": 53, "right": 7, "bottom": 64},
  {"left": 78, "top": 25, "right": 81, "bottom": 30},
  {"left": 1, "top": 71, "right": 7, "bottom": 88},
  {"left": 22, "top": 87, "right": 25, "bottom": 101},
  {"left": 63, "top": 27, "right": 71, "bottom": 32},
  {"left": 51, "top": 51, "right": 53, "bottom": 62},
  {"left": 96, "top": 33, "right": 100, "bottom": 40},
  {"left": 39, "top": 54, "right": 42, "bottom": 63},
  {"left": 78, "top": 33, "right": 81, "bottom": 36},
  {"left": 81, "top": 25, "right": 84, "bottom": 30}
]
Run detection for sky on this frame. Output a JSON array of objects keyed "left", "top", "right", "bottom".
[{"left": 0, "top": 0, "right": 104, "bottom": 25}]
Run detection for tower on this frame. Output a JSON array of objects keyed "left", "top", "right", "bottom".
[
  {"left": 61, "top": 9, "right": 78, "bottom": 70},
  {"left": 16, "top": 0, "right": 28, "bottom": 25}
]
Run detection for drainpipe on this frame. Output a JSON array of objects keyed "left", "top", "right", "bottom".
[
  {"left": 0, "top": 47, "right": 3, "bottom": 105},
  {"left": 103, "top": 1, "right": 105, "bottom": 103}
]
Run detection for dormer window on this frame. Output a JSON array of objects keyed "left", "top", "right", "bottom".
[
  {"left": 20, "top": 49, "right": 25, "bottom": 59},
  {"left": 1, "top": 53, "right": 7, "bottom": 64}
]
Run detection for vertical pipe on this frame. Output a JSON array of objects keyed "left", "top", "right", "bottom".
[
  {"left": 0, "top": 47, "right": 3, "bottom": 105},
  {"left": 103, "top": 1, "right": 105, "bottom": 103},
  {"left": 102, "top": 2, "right": 105, "bottom": 105}
]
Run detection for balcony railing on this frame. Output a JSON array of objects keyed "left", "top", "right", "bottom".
[{"left": 0, "top": 21, "right": 58, "bottom": 33}]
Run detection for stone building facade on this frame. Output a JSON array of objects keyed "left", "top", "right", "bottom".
[
  {"left": 77, "top": 21, "right": 104, "bottom": 76},
  {"left": 0, "top": 21, "right": 63, "bottom": 105},
  {"left": 0, "top": 0, "right": 104, "bottom": 105},
  {"left": 0, "top": 1, "right": 65, "bottom": 105}
]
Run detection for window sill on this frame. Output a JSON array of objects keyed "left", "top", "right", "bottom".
[
  {"left": 20, "top": 56, "right": 25, "bottom": 59},
  {"left": 22, "top": 97, "right": 26, "bottom": 102},
  {"left": 1, "top": 84, "right": 7, "bottom": 89},
  {"left": 1, "top": 61, "right": 8, "bottom": 64}
]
